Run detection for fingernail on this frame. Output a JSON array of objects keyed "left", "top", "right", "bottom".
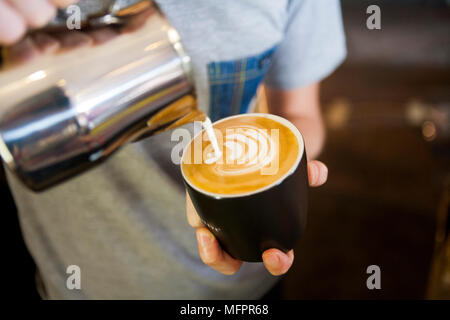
[
  {"left": 197, "top": 232, "right": 214, "bottom": 262},
  {"left": 321, "top": 165, "right": 328, "bottom": 183},
  {"left": 197, "top": 232, "right": 212, "bottom": 248},
  {"left": 265, "top": 252, "right": 280, "bottom": 270},
  {"left": 308, "top": 162, "right": 318, "bottom": 186}
]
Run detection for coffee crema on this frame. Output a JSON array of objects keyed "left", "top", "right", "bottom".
[{"left": 181, "top": 114, "right": 302, "bottom": 195}]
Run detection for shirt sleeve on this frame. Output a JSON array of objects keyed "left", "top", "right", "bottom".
[{"left": 264, "top": 0, "right": 347, "bottom": 89}]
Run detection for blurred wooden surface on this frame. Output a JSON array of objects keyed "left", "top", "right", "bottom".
[
  {"left": 277, "top": 2, "right": 450, "bottom": 299},
  {"left": 279, "top": 62, "right": 449, "bottom": 299}
]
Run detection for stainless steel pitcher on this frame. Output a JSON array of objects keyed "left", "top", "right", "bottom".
[{"left": 0, "top": 0, "right": 203, "bottom": 191}]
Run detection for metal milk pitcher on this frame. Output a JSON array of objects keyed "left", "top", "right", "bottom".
[{"left": 0, "top": 0, "right": 202, "bottom": 191}]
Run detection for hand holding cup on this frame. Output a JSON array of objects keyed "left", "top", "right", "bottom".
[{"left": 183, "top": 114, "right": 328, "bottom": 275}]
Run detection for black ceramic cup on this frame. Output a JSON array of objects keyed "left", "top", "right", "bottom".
[{"left": 181, "top": 114, "right": 308, "bottom": 262}]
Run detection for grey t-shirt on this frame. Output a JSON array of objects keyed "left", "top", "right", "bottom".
[{"left": 7, "top": 0, "right": 346, "bottom": 299}]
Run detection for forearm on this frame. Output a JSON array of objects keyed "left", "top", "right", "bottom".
[
  {"left": 265, "top": 82, "right": 325, "bottom": 160},
  {"left": 287, "top": 115, "right": 325, "bottom": 160}
]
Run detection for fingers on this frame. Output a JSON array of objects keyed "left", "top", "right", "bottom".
[
  {"left": 307, "top": 160, "right": 328, "bottom": 187},
  {"left": 87, "top": 27, "right": 120, "bottom": 45},
  {"left": 31, "top": 32, "right": 60, "bottom": 54},
  {"left": 196, "top": 228, "right": 243, "bottom": 275},
  {"left": 262, "top": 249, "right": 294, "bottom": 276},
  {"left": 186, "top": 192, "right": 203, "bottom": 228},
  {"left": 2, "top": 30, "right": 94, "bottom": 68},
  {"left": 2, "top": 36, "right": 39, "bottom": 66},
  {"left": 188, "top": 193, "right": 242, "bottom": 275},
  {"left": 7, "top": 0, "right": 56, "bottom": 29},
  {"left": 0, "top": 0, "right": 26, "bottom": 45},
  {"left": 0, "top": 0, "right": 78, "bottom": 45},
  {"left": 53, "top": 30, "right": 92, "bottom": 50}
]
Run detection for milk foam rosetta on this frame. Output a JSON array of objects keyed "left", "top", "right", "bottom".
[{"left": 182, "top": 114, "right": 301, "bottom": 195}]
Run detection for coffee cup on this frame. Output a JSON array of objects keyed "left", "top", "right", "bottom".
[{"left": 181, "top": 113, "right": 308, "bottom": 262}]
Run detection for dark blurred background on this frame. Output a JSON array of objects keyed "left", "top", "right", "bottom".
[
  {"left": 280, "top": 0, "right": 450, "bottom": 299},
  {"left": 2, "top": 0, "right": 450, "bottom": 299}
]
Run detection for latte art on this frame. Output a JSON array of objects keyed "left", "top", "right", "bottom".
[
  {"left": 182, "top": 114, "right": 303, "bottom": 195},
  {"left": 204, "top": 126, "right": 277, "bottom": 177}
]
